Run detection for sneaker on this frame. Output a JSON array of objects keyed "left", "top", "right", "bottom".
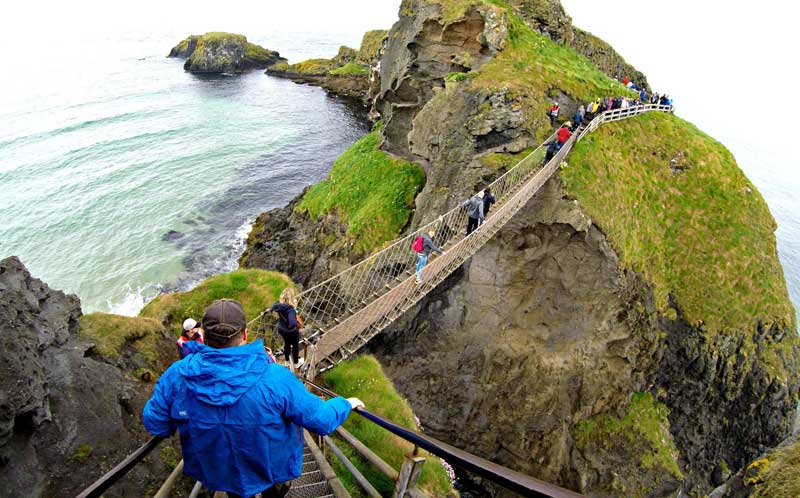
[
  {"left": 295, "top": 357, "right": 305, "bottom": 367},
  {"left": 415, "top": 276, "right": 422, "bottom": 284}
]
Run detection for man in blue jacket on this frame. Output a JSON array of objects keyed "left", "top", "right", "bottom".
[{"left": 143, "top": 299, "right": 363, "bottom": 498}]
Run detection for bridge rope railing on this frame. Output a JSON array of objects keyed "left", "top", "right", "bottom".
[{"left": 248, "top": 104, "right": 673, "bottom": 372}]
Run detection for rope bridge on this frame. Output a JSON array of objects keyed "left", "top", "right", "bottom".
[{"left": 249, "top": 104, "right": 674, "bottom": 373}]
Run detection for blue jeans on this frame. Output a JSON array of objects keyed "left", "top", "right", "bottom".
[{"left": 415, "top": 253, "right": 428, "bottom": 280}]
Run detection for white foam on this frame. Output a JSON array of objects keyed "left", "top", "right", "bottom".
[{"left": 106, "top": 283, "right": 162, "bottom": 316}]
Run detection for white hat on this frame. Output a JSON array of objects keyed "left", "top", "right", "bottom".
[{"left": 183, "top": 318, "right": 198, "bottom": 331}]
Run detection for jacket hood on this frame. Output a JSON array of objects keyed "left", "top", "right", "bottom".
[{"left": 179, "top": 339, "right": 269, "bottom": 406}]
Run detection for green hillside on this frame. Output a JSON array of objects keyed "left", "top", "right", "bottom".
[{"left": 563, "top": 111, "right": 795, "bottom": 335}]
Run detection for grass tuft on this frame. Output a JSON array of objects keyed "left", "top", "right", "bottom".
[
  {"left": 330, "top": 62, "right": 370, "bottom": 77},
  {"left": 323, "top": 355, "right": 454, "bottom": 497},
  {"left": 748, "top": 439, "right": 800, "bottom": 496},
  {"left": 139, "top": 269, "right": 292, "bottom": 336},
  {"left": 79, "top": 313, "right": 165, "bottom": 365},
  {"left": 297, "top": 130, "right": 425, "bottom": 254}
]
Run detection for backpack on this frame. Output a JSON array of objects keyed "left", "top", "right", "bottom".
[{"left": 412, "top": 236, "right": 424, "bottom": 253}]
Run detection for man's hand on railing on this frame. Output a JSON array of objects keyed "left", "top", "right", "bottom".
[{"left": 348, "top": 397, "right": 366, "bottom": 410}]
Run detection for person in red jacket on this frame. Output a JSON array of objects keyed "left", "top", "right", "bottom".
[
  {"left": 549, "top": 102, "right": 560, "bottom": 126},
  {"left": 556, "top": 122, "right": 572, "bottom": 149}
]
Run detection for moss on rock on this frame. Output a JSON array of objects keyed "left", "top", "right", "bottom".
[
  {"left": 747, "top": 439, "right": 800, "bottom": 496},
  {"left": 357, "top": 29, "right": 388, "bottom": 63},
  {"left": 573, "top": 392, "right": 683, "bottom": 496},
  {"left": 79, "top": 313, "right": 166, "bottom": 367}
]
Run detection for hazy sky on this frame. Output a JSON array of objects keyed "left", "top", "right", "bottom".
[{"left": 3, "top": 0, "right": 797, "bottom": 152}]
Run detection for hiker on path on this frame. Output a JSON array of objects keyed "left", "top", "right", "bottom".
[
  {"left": 269, "top": 288, "right": 304, "bottom": 368},
  {"left": 414, "top": 229, "right": 444, "bottom": 284},
  {"left": 143, "top": 299, "right": 364, "bottom": 498},
  {"left": 544, "top": 140, "right": 559, "bottom": 163},
  {"left": 556, "top": 122, "right": 572, "bottom": 150},
  {"left": 463, "top": 191, "right": 485, "bottom": 236},
  {"left": 573, "top": 105, "right": 585, "bottom": 130},
  {"left": 550, "top": 102, "right": 560, "bottom": 126},
  {"left": 483, "top": 187, "right": 496, "bottom": 217}
]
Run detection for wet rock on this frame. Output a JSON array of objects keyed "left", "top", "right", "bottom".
[{"left": 162, "top": 230, "right": 184, "bottom": 242}]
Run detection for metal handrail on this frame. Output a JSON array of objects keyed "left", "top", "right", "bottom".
[{"left": 304, "top": 379, "right": 584, "bottom": 498}]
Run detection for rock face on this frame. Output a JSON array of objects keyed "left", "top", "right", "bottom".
[
  {"left": 0, "top": 257, "right": 177, "bottom": 498},
  {"left": 570, "top": 27, "right": 649, "bottom": 90},
  {"left": 266, "top": 30, "right": 388, "bottom": 105},
  {"left": 169, "top": 32, "right": 285, "bottom": 73}
]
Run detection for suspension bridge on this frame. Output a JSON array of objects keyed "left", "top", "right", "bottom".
[
  {"left": 249, "top": 104, "right": 673, "bottom": 377},
  {"left": 76, "top": 104, "right": 673, "bottom": 498}
]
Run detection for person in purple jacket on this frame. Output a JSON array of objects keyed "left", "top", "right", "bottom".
[{"left": 143, "top": 299, "right": 364, "bottom": 498}]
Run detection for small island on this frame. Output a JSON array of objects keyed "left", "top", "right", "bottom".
[{"left": 168, "top": 32, "right": 286, "bottom": 73}]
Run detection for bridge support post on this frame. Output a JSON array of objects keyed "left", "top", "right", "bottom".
[{"left": 392, "top": 452, "right": 426, "bottom": 498}]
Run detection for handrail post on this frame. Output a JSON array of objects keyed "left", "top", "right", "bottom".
[{"left": 392, "top": 453, "right": 426, "bottom": 498}]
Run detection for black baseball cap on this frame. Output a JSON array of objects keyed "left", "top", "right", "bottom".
[{"left": 201, "top": 299, "right": 247, "bottom": 340}]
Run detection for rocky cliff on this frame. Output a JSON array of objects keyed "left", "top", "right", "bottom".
[
  {"left": 241, "top": 1, "right": 799, "bottom": 497},
  {"left": 169, "top": 32, "right": 285, "bottom": 73},
  {"left": 266, "top": 30, "right": 388, "bottom": 105},
  {"left": 0, "top": 257, "right": 180, "bottom": 498}
]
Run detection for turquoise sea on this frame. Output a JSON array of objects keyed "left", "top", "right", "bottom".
[
  {"left": 0, "top": 32, "right": 369, "bottom": 314},
  {"left": 1, "top": 31, "right": 798, "bottom": 325}
]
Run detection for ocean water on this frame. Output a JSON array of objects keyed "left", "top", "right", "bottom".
[
  {"left": 1, "top": 31, "right": 798, "bottom": 325},
  {"left": 0, "top": 32, "right": 370, "bottom": 314}
]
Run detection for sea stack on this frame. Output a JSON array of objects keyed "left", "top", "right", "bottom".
[{"left": 168, "top": 32, "right": 286, "bottom": 73}]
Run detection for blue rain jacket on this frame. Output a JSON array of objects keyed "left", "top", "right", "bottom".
[{"left": 143, "top": 339, "right": 351, "bottom": 497}]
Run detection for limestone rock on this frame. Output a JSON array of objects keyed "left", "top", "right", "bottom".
[{"left": 169, "top": 32, "right": 285, "bottom": 73}]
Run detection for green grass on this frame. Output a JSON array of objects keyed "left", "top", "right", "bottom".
[
  {"left": 357, "top": 30, "right": 388, "bottom": 63},
  {"left": 288, "top": 58, "right": 338, "bottom": 76},
  {"left": 330, "top": 62, "right": 370, "bottom": 77},
  {"left": 139, "top": 269, "right": 292, "bottom": 336},
  {"left": 574, "top": 392, "right": 683, "bottom": 481},
  {"left": 747, "top": 439, "right": 800, "bottom": 497},
  {"left": 563, "top": 112, "right": 795, "bottom": 335},
  {"left": 297, "top": 126, "right": 426, "bottom": 254},
  {"left": 323, "top": 356, "right": 454, "bottom": 497},
  {"left": 467, "top": 1, "right": 636, "bottom": 140},
  {"left": 79, "top": 313, "right": 165, "bottom": 366}
]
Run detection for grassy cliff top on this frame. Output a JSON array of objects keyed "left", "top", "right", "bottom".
[
  {"left": 140, "top": 269, "right": 292, "bottom": 335},
  {"left": 324, "top": 355, "right": 454, "bottom": 497},
  {"left": 564, "top": 112, "right": 795, "bottom": 335},
  {"left": 466, "top": 0, "right": 635, "bottom": 139},
  {"left": 79, "top": 313, "right": 166, "bottom": 367},
  {"left": 357, "top": 29, "right": 388, "bottom": 63},
  {"left": 297, "top": 125, "right": 425, "bottom": 254}
]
